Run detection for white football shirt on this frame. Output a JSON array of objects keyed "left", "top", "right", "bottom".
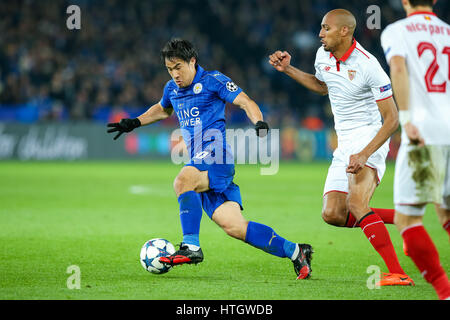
[
  {"left": 314, "top": 39, "right": 393, "bottom": 134},
  {"left": 381, "top": 11, "right": 450, "bottom": 145}
]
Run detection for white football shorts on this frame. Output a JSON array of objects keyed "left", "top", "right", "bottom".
[
  {"left": 323, "top": 125, "right": 390, "bottom": 196},
  {"left": 394, "top": 143, "right": 450, "bottom": 215}
]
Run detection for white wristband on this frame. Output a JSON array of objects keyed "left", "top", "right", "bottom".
[{"left": 399, "top": 110, "right": 410, "bottom": 126}]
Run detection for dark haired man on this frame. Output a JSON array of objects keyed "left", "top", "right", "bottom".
[
  {"left": 269, "top": 9, "right": 414, "bottom": 286},
  {"left": 107, "top": 39, "right": 313, "bottom": 279},
  {"left": 381, "top": 0, "right": 450, "bottom": 299}
]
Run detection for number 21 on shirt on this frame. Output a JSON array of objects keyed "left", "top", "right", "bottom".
[{"left": 417, "top": 42, "right": 450, "bottom": 93}]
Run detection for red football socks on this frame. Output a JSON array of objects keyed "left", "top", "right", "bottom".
[
  {"left": 402, "top": 224, "right": 450, "bottom": 300},
  {"left": 345, "top": 208, "right": 395, "bottom": 228},
  {"left": 371, "top": 208, "right": 395, "bottom": 224},
  {"left": 359, "top": 212, "right": 405, "bottom": 274}
]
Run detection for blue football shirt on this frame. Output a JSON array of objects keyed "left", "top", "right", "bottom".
[{"left": 160, "top": 65, "right": 242, "bottom": 163}]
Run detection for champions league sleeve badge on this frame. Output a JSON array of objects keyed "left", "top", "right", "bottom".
[{"left": 226, "top": 81, "right": 238, "bottom": 92}]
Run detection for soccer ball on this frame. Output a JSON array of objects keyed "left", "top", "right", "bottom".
[{"left": 140, "top": 238, "right": 175, "bottom": 274}]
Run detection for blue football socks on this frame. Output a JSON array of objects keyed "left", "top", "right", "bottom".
[
  {"left": 177, "top": 193, "right": 297, "bottom": 258},
  {"left": 245, "top": 221, "right": 297, "bottom": 259},
  {"left": 178, "top": 191, "right": 203, "bottom": 247}
]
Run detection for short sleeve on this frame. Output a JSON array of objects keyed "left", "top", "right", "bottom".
[
  {"left": 206, "top": 72, "right": 243, "bottom": 104},
  {"left": 380, "top": 24, "right": 407, "bottom": 65},
  {"left": 314, "top": 49, "right": 324, "bottom": 82},
  {"left": 159, "top": 81, "right": 173, "bottom": 109},
  {"left": 314, "top": 64, "right": 324, "bottom": 82},
  {"left": 365, "top": 58, "right": 393, "bottom": 102}
]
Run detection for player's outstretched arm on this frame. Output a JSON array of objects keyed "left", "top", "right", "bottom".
[
  {"left": 268, "top": 50, "right": 328, "bottom": 96},
  {"left": 232, "top": 91, "right": 269, "bottom": 137},
  {"left": 137, "top": 102, "right": 173, "bottom": 126},
  {"left": 107, "top": 102, "right": 173, "bottom": 140},
  {"left": 346, "top": 97, "right": 399, "bottom": 174}
]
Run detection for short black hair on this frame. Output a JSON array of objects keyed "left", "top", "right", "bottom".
[
  {"left": 408, "top": 0, "right": 434, "bottom": 7},
  {"left": 160, "top": 38, "right": 199, "bottom": 66}
]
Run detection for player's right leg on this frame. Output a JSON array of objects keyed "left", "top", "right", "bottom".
[
  {"left": 173, "top": 167, "right": 209, "bottom": 251},
  {"left": 159, "top": 166, "right": 209, "bottom": 266}
]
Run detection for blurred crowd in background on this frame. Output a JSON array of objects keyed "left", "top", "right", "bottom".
[{"left": 1, "top": 0, "right": 449, "bottom": 129}]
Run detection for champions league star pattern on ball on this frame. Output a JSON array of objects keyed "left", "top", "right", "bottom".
[{"left": 140, "top": 238, "right": 176, "bottom": 274}]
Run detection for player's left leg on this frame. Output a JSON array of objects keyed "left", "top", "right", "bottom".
[
  {"left": 395, "top": 208, "right": 450, "bottom": 300},
  {"left": 347, "top": 166, "right": 412, "bottom": 284},
  {"left": 211, "top": 201, "right": 248, "bottom": 240},
  {"left": 212, "top": 201, "right": 313, "bottom": 279}
]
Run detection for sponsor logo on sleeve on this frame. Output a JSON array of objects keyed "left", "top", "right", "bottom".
[{"left": 380, "top": 84, "right": 392, "bottom": 92}]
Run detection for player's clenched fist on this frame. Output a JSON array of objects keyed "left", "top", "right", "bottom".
[
  {"left": 346, "top": 152, "right": 369, "bottom": 175},
  {"left": 255, "top": 120, "right": 269, "bottom": 137},
  {"left": 268, "top": 51, "right": 291, "bottom": 72},
  {"left": 403, "top": 122, "right": 425, "bottom": 147}
]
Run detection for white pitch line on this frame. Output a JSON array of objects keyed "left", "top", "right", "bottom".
[{"left": 129, "top": 185, "right": 173, "bottom": 197}]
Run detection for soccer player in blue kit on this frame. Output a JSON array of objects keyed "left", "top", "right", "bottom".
[{"left": 107, "top": 39, "right": 313, "bottom": 279}]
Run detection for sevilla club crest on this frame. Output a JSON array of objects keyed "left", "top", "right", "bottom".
[{"left": 348, "top": 70, "right": 356, "bottom": 81}]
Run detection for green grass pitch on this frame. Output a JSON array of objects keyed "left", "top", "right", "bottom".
[{"left": 0, "top": 161, "right": 448, "bottom": 300}]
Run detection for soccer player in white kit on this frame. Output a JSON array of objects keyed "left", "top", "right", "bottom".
[
  {"left": 381, "top": 0, "right": 450, "bottom": 300},
  {"left": 269, "top": 8, "right": 414, "bottom": 286}
]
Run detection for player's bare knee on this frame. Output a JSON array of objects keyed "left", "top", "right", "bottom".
[
  {"left": 173, "top": 173, "right": 194, "bottom": 197},
  {"left": 321, "top": 207, "right": 346, "bottom": 226}
]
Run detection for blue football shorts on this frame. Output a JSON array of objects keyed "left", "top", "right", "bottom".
[{"left": 185, "top": 159, "right": 243, "bottom": 219}]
